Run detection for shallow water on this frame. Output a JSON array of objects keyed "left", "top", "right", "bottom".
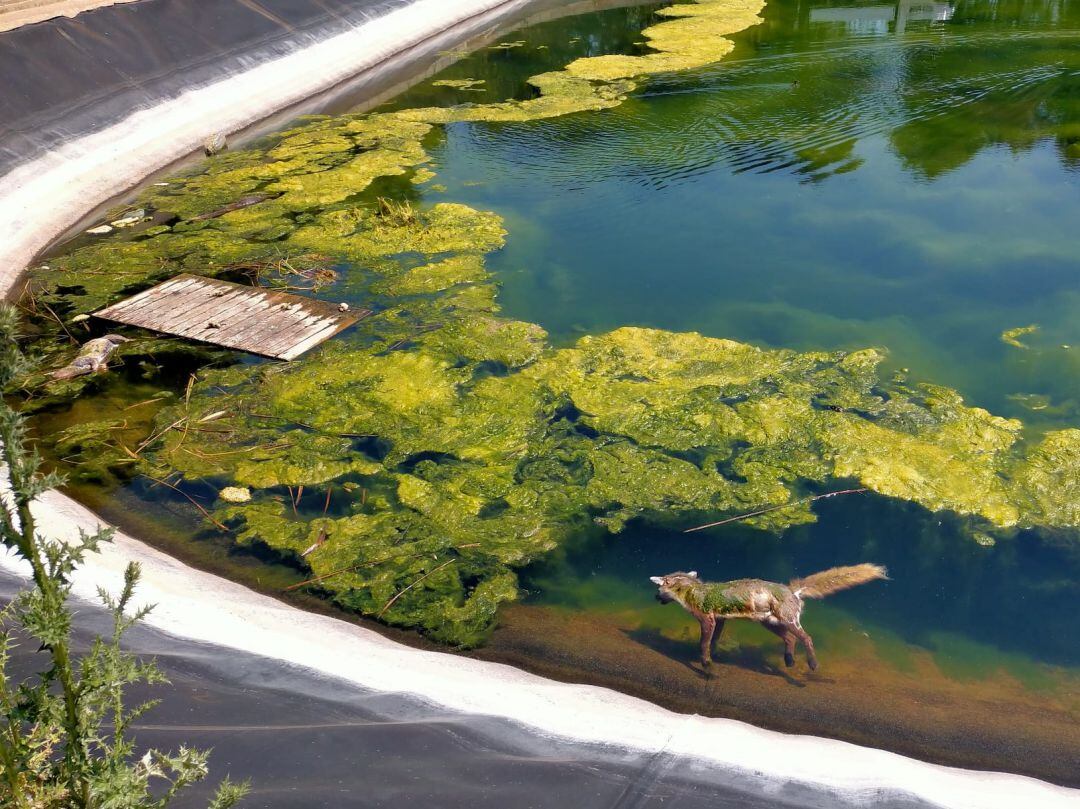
[{"left": 18, "top": 0, "right": 1080, "bottom": 781}]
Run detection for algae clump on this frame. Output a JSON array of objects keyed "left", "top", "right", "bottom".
[
  {"left": 565, "top": 0, "right": 765, "bottom": 82},
  {"left": 1002, "top": 324, "right": 1039, "bottom": 349},
  {"left": 139, "top": 319, "right": 1080, "bottom": 646},
  {"left": 19, "top": 0, "right": 1080, "bottom": 650}
]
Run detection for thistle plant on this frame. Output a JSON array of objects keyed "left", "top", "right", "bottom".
[{"left": 0, "top": 304, "right": 248, "bottom": 808}]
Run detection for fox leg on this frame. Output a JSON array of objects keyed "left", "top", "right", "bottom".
[
  {"left": 711, "top": 618, "right": 727, "bottom": 657},
  {"left": 781, "top": 630, "right": 797, "bottom": 668},
  {"left": 698, "top": 615, "right": 717, "bottom": 667},
  {"left": 784, "top": 622, "right": 818, "bottom": 670},
  {"left": 761, "top": 619, "right": 796, "bottom": 667}
]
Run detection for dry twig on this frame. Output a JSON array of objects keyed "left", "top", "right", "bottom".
[{"left": 683, "top": 488, "right": 869, "bottom": 533}]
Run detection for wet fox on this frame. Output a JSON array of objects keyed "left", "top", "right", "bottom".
[{"left": 649, "top": 564, "right": 887, "bottom": 670}]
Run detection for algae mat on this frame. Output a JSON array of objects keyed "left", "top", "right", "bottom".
[{"left": 17, "top": 0, "right": 1080, "bottom": 654}]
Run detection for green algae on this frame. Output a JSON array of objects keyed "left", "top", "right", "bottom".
[
  {"left": 132, "top": 318, "right": 1080, "bottom": 645},
  {"left": 411, "top": 167, "right": 438, "bottom": 184},
  {"left": 431, "top": 78, "right": 486, "bottom": 91},
  {"left": 564, "top": 0, "right": 764, "bottom": 83},
  {"left": 1013, "top": 429, "right": 1080, "bottom": 528},
  {"left": 394, "top": 0, "right": 770, "bottom": 127},
  {"left": 1002, "top": 324, "right": 1039, "bottom": 349},
  {"left": 19, "top": 0, "right": 1080, "bottom": 649},
  {"left": 374, "top": 255, "right": 488, "bottom": 295}
]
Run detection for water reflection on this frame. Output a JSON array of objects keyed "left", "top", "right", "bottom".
[
  {"left": 420, "top": 0, "right": 1080, "bottom": 428},
  {"left": 809, "top": 1, "right": 954, "bottom": 34}
]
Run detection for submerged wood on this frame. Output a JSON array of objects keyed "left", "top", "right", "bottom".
[
  {"left": 50, "top": 334, "right": 129, "bottom": 379},
  {"left": 93, "top": 274, "right": 363, "bottom": 360},
  {"left": 190, "top": 193, "right": 272, "bottom": 221}
]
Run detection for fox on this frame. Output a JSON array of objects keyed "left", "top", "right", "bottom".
[{"left": 649, "top": 564, "right": 887, "bottom": 671}]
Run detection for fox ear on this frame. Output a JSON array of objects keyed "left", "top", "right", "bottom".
[
  {"left": 688, "top": 571, "right": 698, "bottom": 578},
  {"left": 649, "top": 576, "right": 664, "bottom": 585}
]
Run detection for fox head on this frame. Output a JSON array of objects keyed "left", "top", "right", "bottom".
[{"left": 649, "top": 571, "right": 700, "bottom": 607}]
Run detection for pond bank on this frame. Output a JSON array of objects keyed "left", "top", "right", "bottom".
[
  {"left": 0, "top": 0, "right": 542, "bottom": 296},
  {"left": 0, "top": 487, "right": 1075, "bottom": 808},
  {"left": 0, "top": 568, "right": 936, "bottom": 809}
]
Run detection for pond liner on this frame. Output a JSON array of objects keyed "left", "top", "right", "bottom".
[
  {"left": 0, "top": 0, "right": 410, "bottom": 174},
  {"left": 0, "top": 488, "right": 1075, "bottom": 809},
  {"left": 0, "top": 0, "right": 550, "bottom": 298},
  {"left": 0, "top": 569, "right": 936, "bottom": 809}
]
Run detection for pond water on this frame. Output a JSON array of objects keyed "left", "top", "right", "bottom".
[
  {"left": 17, "top": 0, "right": 1080, "bottom": 783},
  {"left": 413, "top": 0, "right": 1080, "bottom": 426}
]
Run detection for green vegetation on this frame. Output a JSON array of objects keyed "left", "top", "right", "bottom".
[
  {"left": 431, "top": 78, "right": 486, "bottom": 91},
  {"left": 14, "top": 0, "right": 1080, "bottom": 648},
  {"left": 0, "top": 307, "right": 247, "bottom": 809}
]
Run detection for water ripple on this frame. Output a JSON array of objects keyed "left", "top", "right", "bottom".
[{"left": 454, "top": 28, "right": 1080, "bottom": 193}]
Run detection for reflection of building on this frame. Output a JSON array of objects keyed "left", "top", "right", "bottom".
[{"left": 809, "top": 1, "right": 953, "bottom": 34}]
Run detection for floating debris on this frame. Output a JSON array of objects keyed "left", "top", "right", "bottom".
[
  {"left": 1001, "top": 324, "right": 1039, "bottom": 349},
  {"left": 94, "top": 274, "right": 363, "bottom": 360},
  {"left": 86, "top": 224, "right": 113, "bottom": 235},
  {"left": 51, "top": 335, "right": 130, "bottom": 380},
  {"left": 203, "top": 132, "right": 228, "bottom": 156},
  {"left": 432, "top": 78, "right": 486, "bottom": 91},
  {"left": 110, "top": 209, "right": 147, "bottom": 228},
  {"left": 219, "top": 486, "right": 252, "bottom": 504}
]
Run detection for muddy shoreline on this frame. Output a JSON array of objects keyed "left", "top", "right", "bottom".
[{"left": 479, "top": 605, "right": 1080, "bottom": 787}]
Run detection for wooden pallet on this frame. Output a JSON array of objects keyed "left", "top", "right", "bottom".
[{"left": 94, "top": 274, "right": 363, "bottom": 360}]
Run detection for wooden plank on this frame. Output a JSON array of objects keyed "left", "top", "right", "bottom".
[
  {"left": 112, "top": 280, "right": 218, "bottom": 326},
  {"left": 167, "top": 287, "right": 268, "bottom": 335},
  {"left": 148, "top": 285, "right": 252, "bottom": 334},
  {"left": 93, "top": 273, "right": 359, "bottom": 360},
  {"left": 262, "top": 315, "right": 335, "bottom": 354},
  {"left": 97, "top": 276, "right": 201, "bottom": 319}
]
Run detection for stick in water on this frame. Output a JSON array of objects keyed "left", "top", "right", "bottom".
[
  {"left": 378, "top": 559, "right": 456, "bottom": 617},
  {"left": 683, "top": 488, "right": 868, "bottom": 533}
]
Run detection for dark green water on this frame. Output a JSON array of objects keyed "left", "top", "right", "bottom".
[{"left": 24, "top": 0, "right": 1080, "bottom": 770}]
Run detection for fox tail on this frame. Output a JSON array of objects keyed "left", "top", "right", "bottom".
[{"left": 791, "top": 563, "right": 888, "bottom": 599}]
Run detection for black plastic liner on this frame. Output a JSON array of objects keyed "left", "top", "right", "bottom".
[
  {"left": 0, "top": 0, "right": 411, "bottom": 173},
  {"left": 0, "top": 571, "right": 933, "bottom": 808}
]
